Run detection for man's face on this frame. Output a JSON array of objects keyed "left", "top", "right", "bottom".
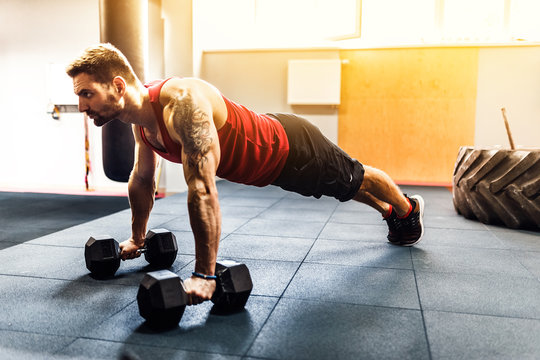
[{"left": 72, "top": 73, "right": 122, "bottom": 127}]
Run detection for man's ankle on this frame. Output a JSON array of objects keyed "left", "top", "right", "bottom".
[{"left": 396, "top": 197, "right": 414, "bottom": 219}]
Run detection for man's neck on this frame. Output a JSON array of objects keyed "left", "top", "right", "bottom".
[{"left": 119, "top": 85, "right": 157, "bottom": 131}]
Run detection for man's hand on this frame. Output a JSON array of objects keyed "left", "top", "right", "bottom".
[
  {"left": 119, "top": 238, "right": 144, "bottom": 260},
  {"left": 183, "top": 276, "right": 217, "bottom": 305}
]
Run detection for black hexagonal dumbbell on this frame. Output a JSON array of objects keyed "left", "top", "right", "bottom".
[
  {"left": 211, "top": 260, "right": 253, "bottom": 312},
  {"left": 84, "top": 228, "right": 178, "bottom": 278},
  {"left": 137, "top": 269, "right": 188, "bottom": 329},
  {"left": 137, "top": 260, "right": 253, "bottom": 328}
]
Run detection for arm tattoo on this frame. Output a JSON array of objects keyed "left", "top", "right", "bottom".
[{"left": 172, "top": 93, "right": 213, "bottom": 168}]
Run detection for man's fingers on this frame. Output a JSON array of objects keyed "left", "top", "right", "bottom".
[{"left": 120, "top": 250, "right": 141, "bottom": 261}]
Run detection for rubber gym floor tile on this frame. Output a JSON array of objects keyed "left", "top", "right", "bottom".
[
  {"left": 0, "top": 241, "right": 193, "bottom": 285},
  {"left": 171, "top": 230, "right": 196, "bottom": 255},
  {"left": 0, "top": 192, "right": 129, "bottom": 223},
  {"left": 257, "top": 206, "right": 334, "bottom": 223},
  {"left": 418, "top": 227, "right": 506, "bottom": 249},
  {"left": 161, "top": 216, "right": 250, "bottom": 235},
  {"left": 235, "top": 218, "right": 326, "bottom": 239},
  {"left": 283, "top": 263, "right": 420, "bottom": 310},
  {"left": 0, "top": 240, "right": 17, "bottom": 250},
  {"left": 512, "top": 251, "right": 540, "bottom": 279},
  {"left": 334, "top": 199, "right": 379, "bottom": 211},
  {"left": 227, "top": 185, "right": 287, "bottom": 199},
  {"left": 0, "top": 224, "right": 60, "bottom": 244},
  {"left": 233, "top": 259, "right": 300, "bottom": 297},
  {"left": 213, "top": 196, "right": 281, "bottom": 208},
  {"left": 89, "top": 254, "right": 194, "bottom": 287},
  {"left": 173, "top": 229, "right": 233, "bottom": 257},
  {"left": 218, "top": 234, "right": 316, "bottom": 262},
  {"left": 151, "top": 200, "right": 189, "bottom": 216},
  {"left": 0, "top": 275, "right": 137, "bottom": 337},
  {"left": 18, "top": 208, "right": 100, "bottom": 229},
  {"left": 247, "top": 298, "right": 429, "bottom": 360},
  {"left": 273, "top": 195, "right": 338, "bottom": 208},
  {"left": 305, "top": 239, "right": 413, "bottom": 269},
  {"left": 423, "top": 213, "right": 488, "bottom": 230},
  {"left": 318, "top": 222, "right": 389, "bottom": 242},
  {"left": 58, "top": 338, "right": 241, "bottom": 360},
  {"left": 28, "top": 226, "right": 122, "bottom": 248},
  {"left": 490, "top": 228, "right": 540, "bottom": 251},
  {"left": 220, "top": 205, "right": 267, "bottom": 219},
  {"left": 412, "top": 246, "right": 533, "bottom": 278},
  {"left": 213, "top": 185, "right": 245, "bottom": 198},
  {"left": 28, "top": 213, "right": 179, "bottom": 248},
  {"left": 0, "top": 244, "right": 85, "bottom": 279},
  {"left": 328, "top": 208, "right": 384, "bottom": 225},
  {"left": 0, "top": 329, "right": 76, "bottom": 360},
  {"left": 416, "top": 271, "right": 540, "bottom": 319},
  {"left": 83, "top": 296, "right": 278, "bottom": 356},
  {"left": 424, "top": 310, "right": 540, "bottom": 360}
]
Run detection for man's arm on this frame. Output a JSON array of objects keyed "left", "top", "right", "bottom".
[
  {"left": 166, "top": 86, "right": 221, "bottom": 304},
  {"left": 120, "top": 126, "right": 158, "bottom": 259}
]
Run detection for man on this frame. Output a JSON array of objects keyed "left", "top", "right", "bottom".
[{"left": 67, "top": 43, "right": 424, "bottom": 305}]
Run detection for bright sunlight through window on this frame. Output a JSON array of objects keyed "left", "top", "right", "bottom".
[{"left": 194, "top": 0, "right": 540, "bottom": 50}]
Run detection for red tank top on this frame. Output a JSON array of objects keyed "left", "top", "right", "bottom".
[{"left": 140, "top": 78, "right": 289, "bottom": 187}]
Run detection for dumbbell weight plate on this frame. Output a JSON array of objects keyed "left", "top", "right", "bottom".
[
  {"left": 84, "top": 235, "right": 121, "bottom": 278},
  {"left": 144, "top": 229, "right": 178, "bottom": 268},
  {"left": 211, "top": 260, "right": 253, "bottom": 311},
  {"left": 137, "top": 270, "right": 187, "bottom": 329}
]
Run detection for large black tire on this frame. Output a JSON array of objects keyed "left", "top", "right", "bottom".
[{"left": 452, "top": 146, "right": 540, "bottom": 230}]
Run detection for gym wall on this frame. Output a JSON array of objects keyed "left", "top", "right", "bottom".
[
  {"left": 339, "top": 47, "right": 478, "bottom": 185},
  {"left": 200, "top": 49, "right": 341, "bottom": 144},
  {"left": 201, "top": 45, "right": 540, "bottom": 186},
  {"left": 0, "top": 0, "right": 110, "bottom": 192}
]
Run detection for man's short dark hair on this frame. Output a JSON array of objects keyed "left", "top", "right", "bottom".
[{"left": 66, "top": 43, "right": 138, "bottom": 85}]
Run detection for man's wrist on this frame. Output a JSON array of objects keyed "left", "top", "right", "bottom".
[
  {"left": 130, "top": 233, "right": 146, "bottom": 245},
  {"left": 192, "top": 271, "right": 217, "bottom": 280}
]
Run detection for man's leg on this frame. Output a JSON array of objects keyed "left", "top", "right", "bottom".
[
  {"left": 353, "top": 165, "right": 409, "bottom": 216},
  {"left": 353, "top": 165, "right": 425, "bottom": 246},
  {"left": 267, "top": 112, "right": 424, "bottom": 245}
]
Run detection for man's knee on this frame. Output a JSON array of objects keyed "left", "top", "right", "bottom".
[{"left": 359, "top": 165, "right": 375, "bottom": 190}]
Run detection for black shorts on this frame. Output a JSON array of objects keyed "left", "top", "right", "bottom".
[{"left": 268, "top": 113, "right": 364, "bottom": 202}]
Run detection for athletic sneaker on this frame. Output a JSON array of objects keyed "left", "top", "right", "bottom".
[{"left": 383, "top": 194, "right": 425, "bottom": 246}]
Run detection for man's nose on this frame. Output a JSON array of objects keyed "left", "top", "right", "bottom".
[{"left": 78, "top": 98, "right": 88, "bottom": 113}]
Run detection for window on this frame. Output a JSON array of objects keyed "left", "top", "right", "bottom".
[
  {"left": 508, "top": 0, "right": 540, "bottom": 41},
  {"left": 194, "top": 0, "right": 360, "bottom": 50},
  {"left": 194, "top": 0, "right": 540, "bottom": 51},
  {"left": 360, "top": 0, "right": 437, "bottom": 44},
  {"left": 441, "top": 0, "right": 506, "bottom": 42}
]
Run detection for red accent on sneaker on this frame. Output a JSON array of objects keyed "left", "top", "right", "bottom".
[
  {"left": 397, "top": 198, "right": 413, "bottom": 219},
  {"left": 383, "top": 205, "right": 393, "bottom": 219}
]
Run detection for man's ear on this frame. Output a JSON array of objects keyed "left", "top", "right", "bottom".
[{"left": 112, "top": 76, "right": 127, "bottom": 96}]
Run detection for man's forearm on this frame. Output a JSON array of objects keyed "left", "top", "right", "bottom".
[
  {"left": 128, "top": 176, "right": 156, "bottom": 243},
  {"left": 188, "top": 188, "right": 221, "bottom": 276}
]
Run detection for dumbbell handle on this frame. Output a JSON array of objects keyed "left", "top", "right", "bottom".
[{"left": 115, "top": 246, "right": 147, "bottom": 257}]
